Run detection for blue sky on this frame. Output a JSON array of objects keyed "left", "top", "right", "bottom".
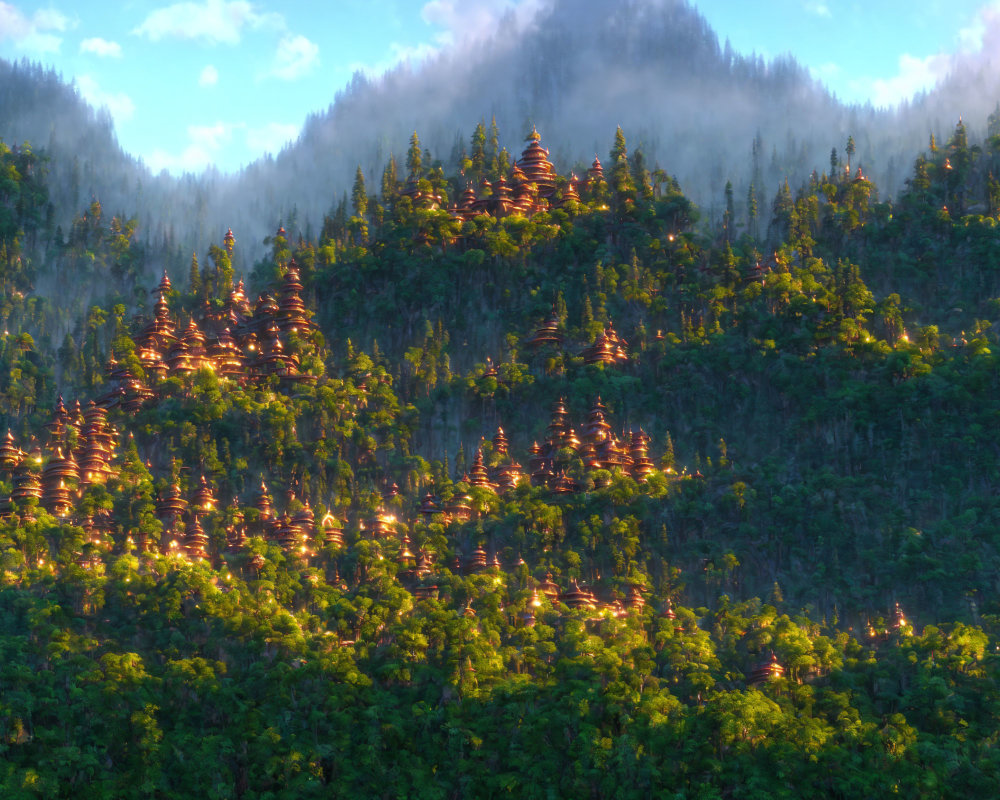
[{"left": 1, "top": 0, "right": 997, "bottom": 175}]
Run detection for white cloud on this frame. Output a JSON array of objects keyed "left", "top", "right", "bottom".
[
  {"left": 0, "top": 3, "right": 70, "bottom": 52},
  {"left": 851, "top": 2, "right": 1000, "bottom": 108},
  {"left": 146, "top": 121, "right": 238, "bottom": 174},
  {"left": 33, "top": 7, "right": 68, "bottom": 30},
  {"left": 421, "top": 0, "right": 542, "bottom": 47},
  {"left": 245, "top": 122, "right": 299, "bottom": 154},
  {"left": 199, "top": 64, "right": 219, "bottom": 86},
  {"left": 145, "top": 121, "right": 298, "bottom": 174},
  {"left": 348, "top": 41, "right": 440, "bottom": 80},
  {"left": 131, "top": 0, "right": 282, "bottom": 45},
  {"left": 0, "top": 4, "right": 32, "bottom": 39},
  {"left": 802, "top": 1, "right": 831, "bottom": 18},
  {"left": 188, "top": 122, "right": 232, "bottom": 151},
  {"left": 80, "top": 37, "right": 122, "bottom": 58},
  {"left": 75, "top": 74, "right": 135, "bottom": 122},
  {"left": 835, "top": 2, "right": 1000, "bottom": 108},
  {"left": 349, "top": 0, "right": 539, "bottom": 79},
  {"left": 863, "top": 53, "right": 948, "bottom": 108},
  {"left": 269, "top": 34, "right": 318, "bottom": 80},
  {"left": 956, "top": 1, "right": 1000, "bottom": 52},
  {"left": 18, "top": 31, "right": 62, "bottom": 52},
  {"left": 809, "top": 61, "right": 840, "bottom": 82}
]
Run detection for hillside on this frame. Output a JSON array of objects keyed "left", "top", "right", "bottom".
[{"left": 0, "top": 107, "right": 1000, "bottom": 795}]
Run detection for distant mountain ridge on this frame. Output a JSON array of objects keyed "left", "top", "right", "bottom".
[{"left": 2, "top": 0, "right": 999, "bottom": 265}]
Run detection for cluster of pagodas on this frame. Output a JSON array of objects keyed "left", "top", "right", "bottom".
[
  {"left": 527, "top": 309, "right": 631, "bottom": 368},
  {"left": 404, "top": 128, "right": 605, "bottom": 220},
  {"left": 412, "top": 400, "right": 658, "bottom": 512},
  {"left": 152, "top": 476, "right": 344, "bottom": 562},
  {"left": 340, "top": 513, "right": 659, "bottom": 627},
  {"left": 527, "top": 397, "right": 656, "bottom": 491},
  {"left": 99, "top": 253, "right": 316, "bottom": 412},
  {"left": 865, "top": 601, "right": 915, "bottom": 641},
  {"left": 0, "top": 397, "right": 118, "bottom": 522},
  {"left": 0, "top": 399, "right": 789, "bottom": 682},
  {"left": 147, "top": 471, "right": 668, "bottom": 630}
]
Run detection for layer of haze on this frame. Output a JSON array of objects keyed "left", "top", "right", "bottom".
[{"left": 2, "top": 0, "right": 1000, "bottom": 272}]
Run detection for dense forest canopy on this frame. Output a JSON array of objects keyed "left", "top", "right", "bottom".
[{"left": 0, "top": 98, "right": 999, "bottom": 796}]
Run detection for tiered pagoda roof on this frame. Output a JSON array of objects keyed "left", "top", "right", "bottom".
[
  {"left": 156, "top": 482, "right": 187, "bottom": 524},
  {"left": 747, "top": 652, "right": 785, "bottom": 685},
  {"left": 527, "top": 307, "right": 563, "bottom": 349},
  {"left": 491, "top": 426, "right": 509, "bottom": 457},
  {"left": 587, "top": 155, "right": 604, "bottom": 184},
  {"left": 560, "top": 579, "right": 598, "bottom": 611},
  {"left": 192, "top": 475, "right": 217, "bottom": 512},
  {"left": 582, "top": 320, "right": 629, "bottom": 366},
  {"left": 516, "top": 128, "right": 558, "bottom": 199},
  {"left": 399, "top": 175, "right": 443, "bottom": 210},
  {"left": 525, "top": 398, "right": 655, "bottom": 488},
  {"left": 0, "top": 429, "right": 23, "bottom": 471},
  {"left": 276, "top": 262, "right": 312, "bottom": 333},
  {"left": 468, "top": 448, "right": 495, "bottom": 491},
  {"left": 184, "top": 514, "right": 209, "bottom": 560}
]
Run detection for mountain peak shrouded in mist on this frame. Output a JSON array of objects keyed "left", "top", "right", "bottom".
[
  {"left": 279, "top": 0, "right": 836, "bottom": 208},
  {"left": 2, "top": 0, "right": 1000, "bottom": 260}
]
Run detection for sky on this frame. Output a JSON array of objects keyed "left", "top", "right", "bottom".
[{"left": 0, "top": 0, "right": 997, "bottom": 175}]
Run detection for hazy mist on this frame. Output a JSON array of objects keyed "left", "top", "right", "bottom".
[{"left": 3, "top": 0, "right": 1000, "bottom": 271}]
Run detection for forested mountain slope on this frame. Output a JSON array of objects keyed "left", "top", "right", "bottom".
[{"left": 0, "top": 109, "right": 999, "bottom": 795}]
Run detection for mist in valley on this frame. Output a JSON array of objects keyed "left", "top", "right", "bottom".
[{"left": 2, "top": 0, "right": 1000, "bottom": 307}]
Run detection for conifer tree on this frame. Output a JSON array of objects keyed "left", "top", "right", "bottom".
[
  {"left": 487, "top": 116, "right": 500, "bottom": 175},
  {"left": 189, "top": 252, "right": 201, "bottom": 293},
  {"left": 609, "top": 127, "right": 635, "bottom": 212},
  {"left": 352, "top": 166, "right": 368, "bottom": 218},
  {"left": 470, "top": 121, "right": 487, "bottom": 182},
  {"left": 381, "top": 155, "right": 399, "bottom": 203},
  {"left": 406, "top": 132, "right": 423, "bottom": 179},
  {"left": 630, "top": 148, "right": 654, "bottom": 201}
]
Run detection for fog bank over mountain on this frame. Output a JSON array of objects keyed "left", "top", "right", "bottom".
[{"left": 3, "top": 0, "right": 1000, "bottom": 267}]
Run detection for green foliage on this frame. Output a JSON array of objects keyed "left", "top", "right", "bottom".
[{"left": 5, "top": 119, "right": 1000, "bottom": 796}]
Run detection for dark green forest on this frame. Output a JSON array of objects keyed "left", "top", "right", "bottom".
[{"left": 2, "top": 111, "right": 1000, "bottom": 797}]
